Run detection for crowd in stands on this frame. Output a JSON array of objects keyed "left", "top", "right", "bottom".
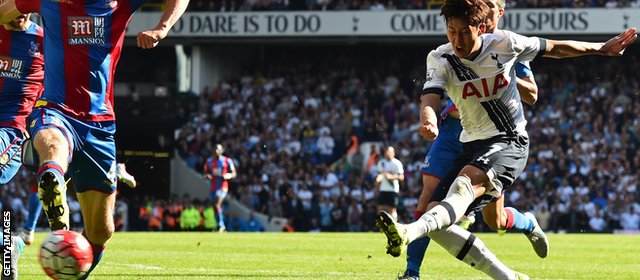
[
  {"left": 2, "top": 46, "right": 639, "bottom": 234},
  {"left": 182, "top": 0, "right": 640, "bottom": 12},
  {"left": 174, "top": 45, "right": 640, "bottom": 234}
]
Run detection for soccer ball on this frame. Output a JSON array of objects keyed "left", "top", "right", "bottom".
[{"left": 39, "top": 230, "right": 93, "bottom": 280}]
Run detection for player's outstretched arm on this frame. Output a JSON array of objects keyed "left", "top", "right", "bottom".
[
  {"left": 0, "top": 0, "right": 21, "bottom": 24},
  {"left": 544, "top": 27, "right": 637, "bottom": 58},
  {"left": 137, "top": 0, "right": 190, "bottom": 49},
  {"left": 418, "top": 93, "right": 440, "bottom": 141}
]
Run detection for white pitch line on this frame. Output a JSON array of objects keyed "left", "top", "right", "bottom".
[{"left": 102, "top": 261, "right": 163, "bottom": 270}]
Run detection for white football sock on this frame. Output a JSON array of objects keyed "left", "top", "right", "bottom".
[
  {"left": 404, "top": 176, "right": 476, "bottom": 241},
  {"left": 429, "top": 225, "right": 517, "bottom": 280}
]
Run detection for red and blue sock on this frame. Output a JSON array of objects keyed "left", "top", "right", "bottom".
[
  {"left": 504, "top": 207, "right": 534, "bottom": 233},
  {"left": 36, "top": 161, "right": 65, "bottom": 187},
  {"left": 78, "top": 231, "right": 106, "bottom": 280}
]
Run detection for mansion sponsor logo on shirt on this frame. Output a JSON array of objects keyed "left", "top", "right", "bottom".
[
  {"left": 68, "top": 16, "right": 106, "bottom": 45},
  {"left": 0, "top": 56, "right": 24, "bottom": 79}
]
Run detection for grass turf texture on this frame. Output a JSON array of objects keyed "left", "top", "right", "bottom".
[{"left": 17, "top": 232, "right": 640, "bottom": 279}]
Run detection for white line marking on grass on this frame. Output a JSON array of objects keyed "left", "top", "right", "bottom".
[{"left": 102, "top": 261, "right": 163, "bottom": 270}]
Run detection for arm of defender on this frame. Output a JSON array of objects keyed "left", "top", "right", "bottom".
[
  {"left": 0, "top": 0, "right": 21, "bottom": 24},
  {"left": 514, "top": 62, "right": 538, "bottom": 105},
  {"left": 544, "top": 28, "right": 637, "bottom": 58},
  {"left": 517, "top": 76, "right": 538, "bottom": 105},
  {"left": 137, "top": 0, "right": 190, "bottom": 49}
]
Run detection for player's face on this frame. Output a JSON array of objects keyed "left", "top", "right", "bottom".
[
  {"left": 484, "top": 0, "right": 504, "bottom": 33},
  {"left": 7, "top": 14, "right": 30, "bottom": 30},
  {"left": 385, "top": 147, "right": 395, "bottom": 159},
  {"left": 446, "top": 18, "right": 486, "bottom": 59},
  {"left": 214, "top": 144, "right": 224, "bottom": 156}
]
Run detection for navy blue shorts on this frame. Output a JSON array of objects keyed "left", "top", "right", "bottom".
[{"left": 28, "top": 107, "right": 117, "bottom": 193}]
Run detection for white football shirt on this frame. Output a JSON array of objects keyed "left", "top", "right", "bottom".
[
  {"left": 423, "top": 30, "right": 545, "bottom": 142},
  {"left": 377, "top": 158, "right": 404, "bottom": 193}
]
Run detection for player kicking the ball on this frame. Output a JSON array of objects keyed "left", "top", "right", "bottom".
[
  {"left": 0, "top": 0, "right": 189, "bottom": 279},
  {"left": 377, "top": 0, "right": 637, "bottom": 279}
]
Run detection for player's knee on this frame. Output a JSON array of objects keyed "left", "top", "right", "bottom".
[
  {"left": 85, "top": 222, "right": 114, "bottom": 245},
  {"left": 446, "top": 176, "right": 474, "bottom": 199},
  {"left": 34, "top": 129, "right": 68, "bottom": 154}
]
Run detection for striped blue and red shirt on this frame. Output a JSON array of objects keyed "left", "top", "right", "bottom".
[
  {"left": 0, "top": 22, "right": 44, "bottom": 133},
  {"left": 16, "top": 0, "right": 147, "bottom": 121},
  {"left": 204, "top": 156, "right": 235, "bottom": 193}
]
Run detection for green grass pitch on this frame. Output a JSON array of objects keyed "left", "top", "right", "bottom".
[{"left": 17, "top": 232, "right": 640, "bottom": 279}]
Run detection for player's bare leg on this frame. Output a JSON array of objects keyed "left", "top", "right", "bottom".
[
  {"left": 77, "top": 190, "right": 116, "bottom": 279},
  {"left": 33, "top": 128, "right": 70, "bottom": 231},
  {"left": 215, "top": 194, "right": 226, "bottom": 232},
  {"left": 482, "top": 196, "right": 549, "bottom": 258}
]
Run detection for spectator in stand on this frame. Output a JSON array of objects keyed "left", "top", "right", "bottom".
[
  {"left": 203, "top": 202, "right": 218, "bottom": 231},
  {"left": 620, "top": 207, "right": 640, "bottom": 230},
  {"left": 245, "top": 210, "right": 265, "bottom": 232},
  {"left": 317, "top": 129, "right": 336, "bottom": 164},
  {"left": 589, "top": 211, "right": 608, "bottom": 232},
  {"left": 180, "top": 202, "right": 201, "bottom": 231}
]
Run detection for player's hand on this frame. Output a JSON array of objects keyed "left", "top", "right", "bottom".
[
  {"left": 137, "top": 27, "right": 169, "bottom": 49},
  {"left": 418, "top": 120, "right": 439, "bottom": 141},
  {"left": 375, "top": 174, "right": 383, "bottom": 184},
  {"left": 600, "top": 27, "right": 637, "bottom": 56}
]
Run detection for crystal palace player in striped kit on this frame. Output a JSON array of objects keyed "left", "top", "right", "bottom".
[
  {"left": 0, "top": 13, "right": 43, "bottom": 280},
  {"left": 0, "top": 0, "right": 190, "bottom": 278},
  {"left": 203, "top": 143, "right": 237, "bottom": 232},
  {"left": 376, "top": 0, "right": 637, "bottom": 278}
]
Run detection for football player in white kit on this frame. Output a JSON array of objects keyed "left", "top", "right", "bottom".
[{"left": 376, "top": 0, "right": 637, "bottom": 279}]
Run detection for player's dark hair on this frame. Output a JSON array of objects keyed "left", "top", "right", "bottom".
[{"left": 441, "top": 0, "right": 489, "bottom": 27}]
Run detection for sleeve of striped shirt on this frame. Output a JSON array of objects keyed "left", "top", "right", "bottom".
[
  {"left": 506, "top": 30, "right": 545, "bottom": 62},
  {"left": 421, "top": 50, "right": 447, "bottom": 98}
]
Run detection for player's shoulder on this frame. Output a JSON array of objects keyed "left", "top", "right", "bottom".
[
  {"left": 429, "top": 43, "right": 453, "bottom": 58},
  {"left": 482, "top": 29, "right": 512, "bottom": 46},
  {"left": 427, "top": 43, "right": 453, "bottom": 65},
  {"left": 483, "top": 29, "right": 524, "bottom": 53},
  {"left": 26, "top": 22, "right": 44, "bottom": 37}
]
